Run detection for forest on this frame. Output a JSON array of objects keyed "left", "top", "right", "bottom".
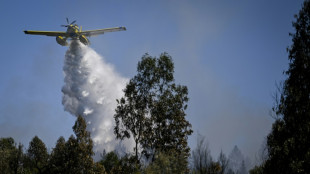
[{"left": 1, "top": 1, "right": 310, "bottom": 174}]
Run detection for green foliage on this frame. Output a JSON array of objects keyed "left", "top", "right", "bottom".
[
  {"left": 93, "top": 162, "right": 107, "bottom": 174},
  {"left": 99, "top": 151, "right": 142, "bottom": 174},
  {"left": 0, "top": 117, "right": 107, "bottom": 174},
  {"left": 0, "top": 137, "right": 15, "bottom": 150},
  {"left": 49, "top": 136, "right": 67, "bottom": 173},
  {"left": 100, "top": 151, "right": 120, "bottom": 173},
  {"left": 109, "top": 154, "right": 141, "bottom": 174},
  {"left": 249, "top": 165, "right": 263, "bottom": 174},
  {"left": 0, "top": 137, "right": 14, "bottom": 174},
  {"left": 71, "top": 116, "right": 95, "bottom": 173},
  {"left": 10, "top": 144, "right": 25, "bottom": 174},
  {"left": 0, "top": 138, "right": 25, "bottom": 174},
  {"left": 114, "top": 53, "right": 192, "bottom": 164},
  {"left": 264, "top": 0, "right": 310, "bottom": 173},
  {"left": 26, "top": 136, "right": 49, "bottom": 174},
  {"left": 50, "top": 116, "right": 106, "bottom": 174},
  {"left": 144, "top": 151, "right": 188, "bottom": 174}
]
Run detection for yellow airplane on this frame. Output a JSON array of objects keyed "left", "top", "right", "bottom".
[{"left": 24, "top": 18, "right": 126, "bottom": 46}]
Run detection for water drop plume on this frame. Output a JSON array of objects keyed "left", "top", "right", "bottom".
[{"left": 62, "top": 40, "right": 133, "bottom": 154}]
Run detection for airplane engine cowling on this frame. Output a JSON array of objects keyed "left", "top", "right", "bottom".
[
  {"left": 79, "top": 35, "right": 89, "bottom": 45},
  {"left": 56, "top": 36, "right": 68, "bottom": 46}
]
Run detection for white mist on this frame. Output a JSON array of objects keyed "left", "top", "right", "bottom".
[{"left": 62, "top": 40, "right": 133, "bottom": 155}]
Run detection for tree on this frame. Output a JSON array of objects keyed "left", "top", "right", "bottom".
[
  {"left": 208, "top": 162, "right": 221, "bottom": 174},
  {"left": 114, "top": 78, "right": 147, "bottom": 161},
  {"left": 64, "top": 115, "right": 102, "bottom": 174},
  {"left": 93, "top": 162, "right": 106, "bottom": 174},
  {"left": 191, "top": 134, "right": 213, "bottom": 174},
  {"left": 109, "top": 154, "right": 140, "bottom": 174},
  {"left": 100, "top": 151, "right": 120, "bottom": 174},
  {"left": 63, "top": 135, "right": 80, "bottom": 174},
  {"left": 0, "top": 137, "right": 15, "bottom": 174},
  {"left": 72, "top": 115, "right": 94, "bottom": 169},
  {"left": 50, "top": 116, "right": 105, "bottom": 174},
  {"left": 26, "top": 136, "right": 49, "bottom": 174},
  {"left": 249, "top": 165, "right": 263, "bottom": 174},
  {"left": 238, "top": 160, "right": 247, "bottom": 174},
  {"left": 49, "top": 136, "right": 66, "bottom": 174},
  {"left": 228, "top": 145, "right": 244, "bottom": 174},
  {"left": 0, "top": 137, "right": 24, "bottom": 174},
  {"left": 145, "top": 150, "right": 188, "bottom": 174},
  {"left": 10, "top": 143, "right": 25, "bottom": 174},
  {"left": 264, "top": 1, "right": 310, "bottom": 173},
  {"left": 114, "top": 53, "right": 193, "bottom": 163},
  {"left": 1, "top": 117, "right": 107, "bottom": 174},
  {"left": 218, "top": 150, "right": 229, "bottom": 174}
]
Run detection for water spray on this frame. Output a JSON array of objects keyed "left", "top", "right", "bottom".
[{"left": 62, "top": 40, "right": 133, "bottom": 154}]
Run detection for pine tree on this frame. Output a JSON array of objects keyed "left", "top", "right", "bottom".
[
  {"left": 26, "top": 136, "right": 49, "bottom": 174},
  {"left": 0, "top": 138, "right": 26, "bottom": 174},
  {"left": 50, "top": 116, "right": 106, "bottom": 174},
  {"left": 218, "top": 150, "right": 229, "bottom": 174},
  {"left": 264, "top": 0, "right": 310, "bottom": 173},
  {"left": 10, "top": 143, "right": 24, "bottom": 174},
  {"left": 49, "top": 137, "right": 66, "bottom": 173},
  {"left": 239, "top": 160, "right": 247, "bottom": 174},
  {"left": 228, "top": 145, "right": 244, "bottom": 174},
  {"left": 72, "top": 116, "right": 94, "bottom": 170},
  {"left": 66, "top": 116, "right": 97, "bottom": 174}
]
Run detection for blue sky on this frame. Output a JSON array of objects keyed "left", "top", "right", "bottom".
[{"left": 0, "top": 0, "right": 304, "bottom": 162}]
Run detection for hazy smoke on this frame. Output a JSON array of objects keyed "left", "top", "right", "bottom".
[{"left": 62, "top": 40, "right": 133, "bottom": 153}]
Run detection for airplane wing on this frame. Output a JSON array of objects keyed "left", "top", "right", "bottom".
[
  {"left": 24, "top": 30, "right": 68, "bottom": 37},
  {"left": 80, "top": 27, "right": 126, "bottom": 37}
]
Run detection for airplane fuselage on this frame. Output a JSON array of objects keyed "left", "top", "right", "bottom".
[{"left": 66, "top": 24, "right": 80, "bottom": 38}]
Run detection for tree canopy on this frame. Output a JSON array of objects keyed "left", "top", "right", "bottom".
[
  {"left": 27, "top": 136, "right": 49, "bottom": 174},
  {"left": 264, "top": 0, "right": 310, "bottom": 173},
  {"left": 114, "top": 53, "right": 193, "bottom": 166}
]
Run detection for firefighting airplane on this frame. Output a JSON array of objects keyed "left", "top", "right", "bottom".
[{"left": 24, "top": 18, "right": 126, "bottom": 46}]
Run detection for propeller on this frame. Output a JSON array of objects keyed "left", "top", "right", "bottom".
[
  {"left": 61, "top": 18, "right": 76, "bottom": 27},
  {"left": 71, "top": 20, "right": 76, "bottom": 25}
]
